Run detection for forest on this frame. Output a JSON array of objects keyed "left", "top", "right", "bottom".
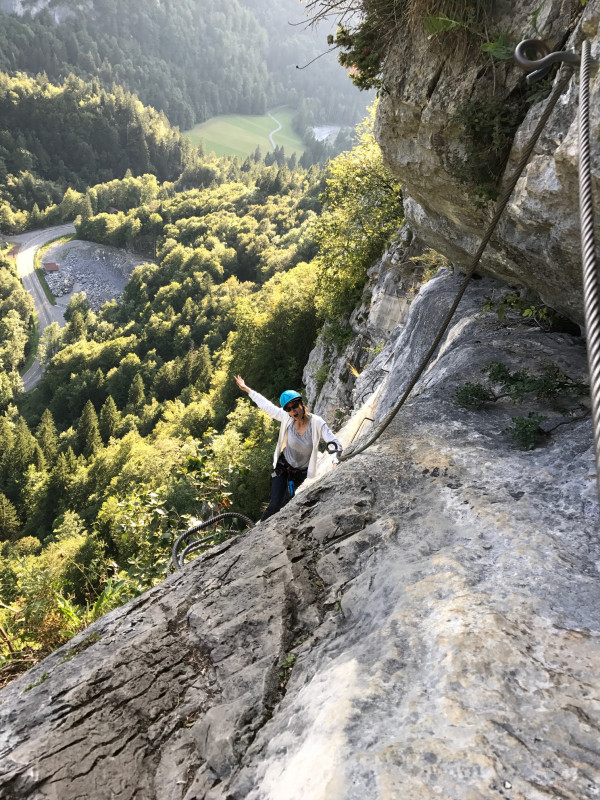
[
  {"left": 0, "top": 70, "right": 196, "bottom": 222},
  {"left": 0, "top": 94, "right": 403, "bottom": 683},
  {"left": 0, "top": 67, "right": 361, "bottom": 232},
  {"left": 0, "top": 0, "right": 369, "bottom": 131}
]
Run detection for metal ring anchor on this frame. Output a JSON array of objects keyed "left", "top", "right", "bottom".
[{"left": 515, "top": 39, "right": 581, "bottom": 83}]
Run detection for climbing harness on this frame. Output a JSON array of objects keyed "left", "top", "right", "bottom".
[
  {"left": 167, "top": 511, "right": 254, "bottom": 575},
  {"left": 342, "top": 37, "right": 600, "bottom": 499},
  {"left": 274, "top": 452, "right": 308, "bottom": 505}
]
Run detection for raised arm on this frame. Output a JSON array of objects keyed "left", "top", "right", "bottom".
[{"left": 235, "top": 375, "right": 288, "bottom": 422}]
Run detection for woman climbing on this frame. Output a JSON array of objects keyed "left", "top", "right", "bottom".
[{"left": 235, "top": 375, "right": 342, "bottom": 521}]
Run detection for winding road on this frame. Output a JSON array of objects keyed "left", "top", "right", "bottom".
[
  {"left": 267, "top": 111, "right": 283, "bottom": 148},
  {"left": 10, "top": 223, "right": 75, "bottom": 390}
]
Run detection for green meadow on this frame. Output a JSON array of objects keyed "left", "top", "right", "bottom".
[{"left": 184, "top": 107, "right": 306, "bottom": 159}]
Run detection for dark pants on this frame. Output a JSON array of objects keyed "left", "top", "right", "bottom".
[{"left": 260, "top": 471, "right": 306, "bottom": 521}]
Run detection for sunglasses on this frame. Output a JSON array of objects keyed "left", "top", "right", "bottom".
[{"left": 284, "top": 399, "right": 302, "bottom": 412}]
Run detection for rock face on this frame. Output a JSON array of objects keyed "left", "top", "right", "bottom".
[
  {"left": 303, "top": 228, "right": 426, "bottom": 424},
  {"left": 376, "top": 0, "right": 600, "bottom": 324},
  {"left": 1, "top": 271, "right": 598, "bottom": 799}
]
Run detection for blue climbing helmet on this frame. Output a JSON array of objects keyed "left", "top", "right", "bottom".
[{"left": 280, "top": 390, "right": 302, "bottom": 409}]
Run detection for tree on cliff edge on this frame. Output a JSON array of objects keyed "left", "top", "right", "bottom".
[{"left": 313, "top": 102, "right": 404, "bottom": 320}]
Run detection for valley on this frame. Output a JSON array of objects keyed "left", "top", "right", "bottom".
[{"left": 184, "top": 107, "right": 307, "bottom": 159}]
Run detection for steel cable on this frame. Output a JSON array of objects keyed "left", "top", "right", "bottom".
[
  {"left": 578, "top": 39, "right": 600, "bottom": 496},
  {"left": 340, "top": 65, "right": 575, "bottom": 463},
  {"left": 167, "top": 511, "right": 255, "bottom": 574}
]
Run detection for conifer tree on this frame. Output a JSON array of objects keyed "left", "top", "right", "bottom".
[
  {"left": 0, "top": 416, "right": 14, "bottom": 485},
  {"left": 127, "top": 373, "right": 145, "bottom": 412},
  {"left": 30, "top": 202, "right": 42, "bottom": 227},
  {"left": 63, "top": 310, "right": 86, "bottom": 344},
  {"left": 7, "top": 416, "right": 37, "bottom": 497},
  {"left": 48, "top": 451, "right": 71, "bottom": 506},
  {"left": 36, "top": 408, "right": 58, "bottom": 465},
  {"left": 80, "top": 193, "right": 94, "bottom": 220},
  {"left": 91, "top": 368, "right": 107, "bottom": 409},
  {"left": 0, "top": 492, "right": 20, "bottom": 541},
  {"left": 99, "top": 395, "right": 121, "bottom": 443},
  {"left": 32, "top": 443, "right": 46, "bottom": 473},
  {"left": 64, "top": 447, "right": 78, "bottom": 472},
  {"left": 76, "top": 400, "right": 102, "bottom": 458}
]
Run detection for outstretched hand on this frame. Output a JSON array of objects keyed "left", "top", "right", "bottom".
[{"left": 235, "top": 375, "right": 250, "bottom": 393}]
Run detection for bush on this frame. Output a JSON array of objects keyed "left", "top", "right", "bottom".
[
  {"left": 505, "top": 413, "right": 547, "bottom": 450},
  {"left": 314, "top": 364, "right": 330, "bottom": 394},
  {"left": 454, "top": 361, "right": 588, "bottom": 450},
  {"left": 313, "top": 103, "right": 404, "bottom": 321},
  {"left": 454, "top": 382, "right": 494, "bottom": 409}
]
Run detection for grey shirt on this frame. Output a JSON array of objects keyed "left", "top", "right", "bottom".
[{"left": 284, "top": 419, "right": 313, "bottom": 469}]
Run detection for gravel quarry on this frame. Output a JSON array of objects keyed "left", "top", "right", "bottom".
[{"left": 42, "top": 239, "right": 150, "bottom": 310}]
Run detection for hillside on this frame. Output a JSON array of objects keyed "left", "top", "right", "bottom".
[
  {"left": 0, "top": 109, "right": 405, "bottom": 678},
  {"left": 0, "top": 71, "right": 195, "bottom": 220},
  {"left": 0, "top": 0, "right": 368, "bottom": 130}
]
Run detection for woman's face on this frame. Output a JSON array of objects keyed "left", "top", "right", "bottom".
[{"left": 285, "top": 399, "right": 304, "bottom": 421}]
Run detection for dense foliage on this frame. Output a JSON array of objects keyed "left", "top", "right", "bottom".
[
  {"left": 0, "top": 71, "right": 195, "bottom": 219},
  {"left": 0, "top": 249, "right": 31, "bottom": 397},
  {"left": 0, "top": 158, "right": 322, "bottom": 678},
  {"left": 312, "top": 104, "right": 404, "bottom": 319}
]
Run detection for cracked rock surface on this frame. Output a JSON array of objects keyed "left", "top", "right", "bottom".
[
  {"left": 376, "top": 0, "right": 599, "bottom": 324},
  {"left": 0, "top": 272, "right": 598, "bottom": 799}
]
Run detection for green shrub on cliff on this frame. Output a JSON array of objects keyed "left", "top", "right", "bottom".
[{"left": 312, "top": 103, "right": 403, "bottom": 320}]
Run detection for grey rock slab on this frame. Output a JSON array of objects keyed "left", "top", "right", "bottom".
[
  {"left": 376, "top": 0, "right": 596, "bottom": 323},
  {"left": 304, "top": 231, "right": 426, "bottom": 424},
  {"left": 0, "top": 274, "right": 598, "bottom": 799},
  {"left": 0, "top": 531, "right": 308, "bottom": 799}
]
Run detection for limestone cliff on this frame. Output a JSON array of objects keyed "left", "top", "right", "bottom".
[{"left": 376, "top": 0, "right": 599, "bottom": 325}]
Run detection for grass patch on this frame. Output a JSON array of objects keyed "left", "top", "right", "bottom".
[
  {"left": 184, "top": 107, "right": 306, "bottom": 159},
  {"left": 23, "top": 671, "right": 49, "bottom": 693},
  {"left": 34, "top": 266, "right": 56, "bottom": 305},
  {"left": 34, "top": 234, "right": 74, "bottom": 306},
  {"left": 58, "top": 631, "right": 101, "bottom": 664}
]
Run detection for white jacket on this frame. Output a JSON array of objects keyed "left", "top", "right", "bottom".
[{"left": 248, "top": 389, "right": 342, "bottom": 479}]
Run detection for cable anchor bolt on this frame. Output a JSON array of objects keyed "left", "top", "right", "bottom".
[{"left": 514, "top": 39, "right": 584, "bottom": 84}]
